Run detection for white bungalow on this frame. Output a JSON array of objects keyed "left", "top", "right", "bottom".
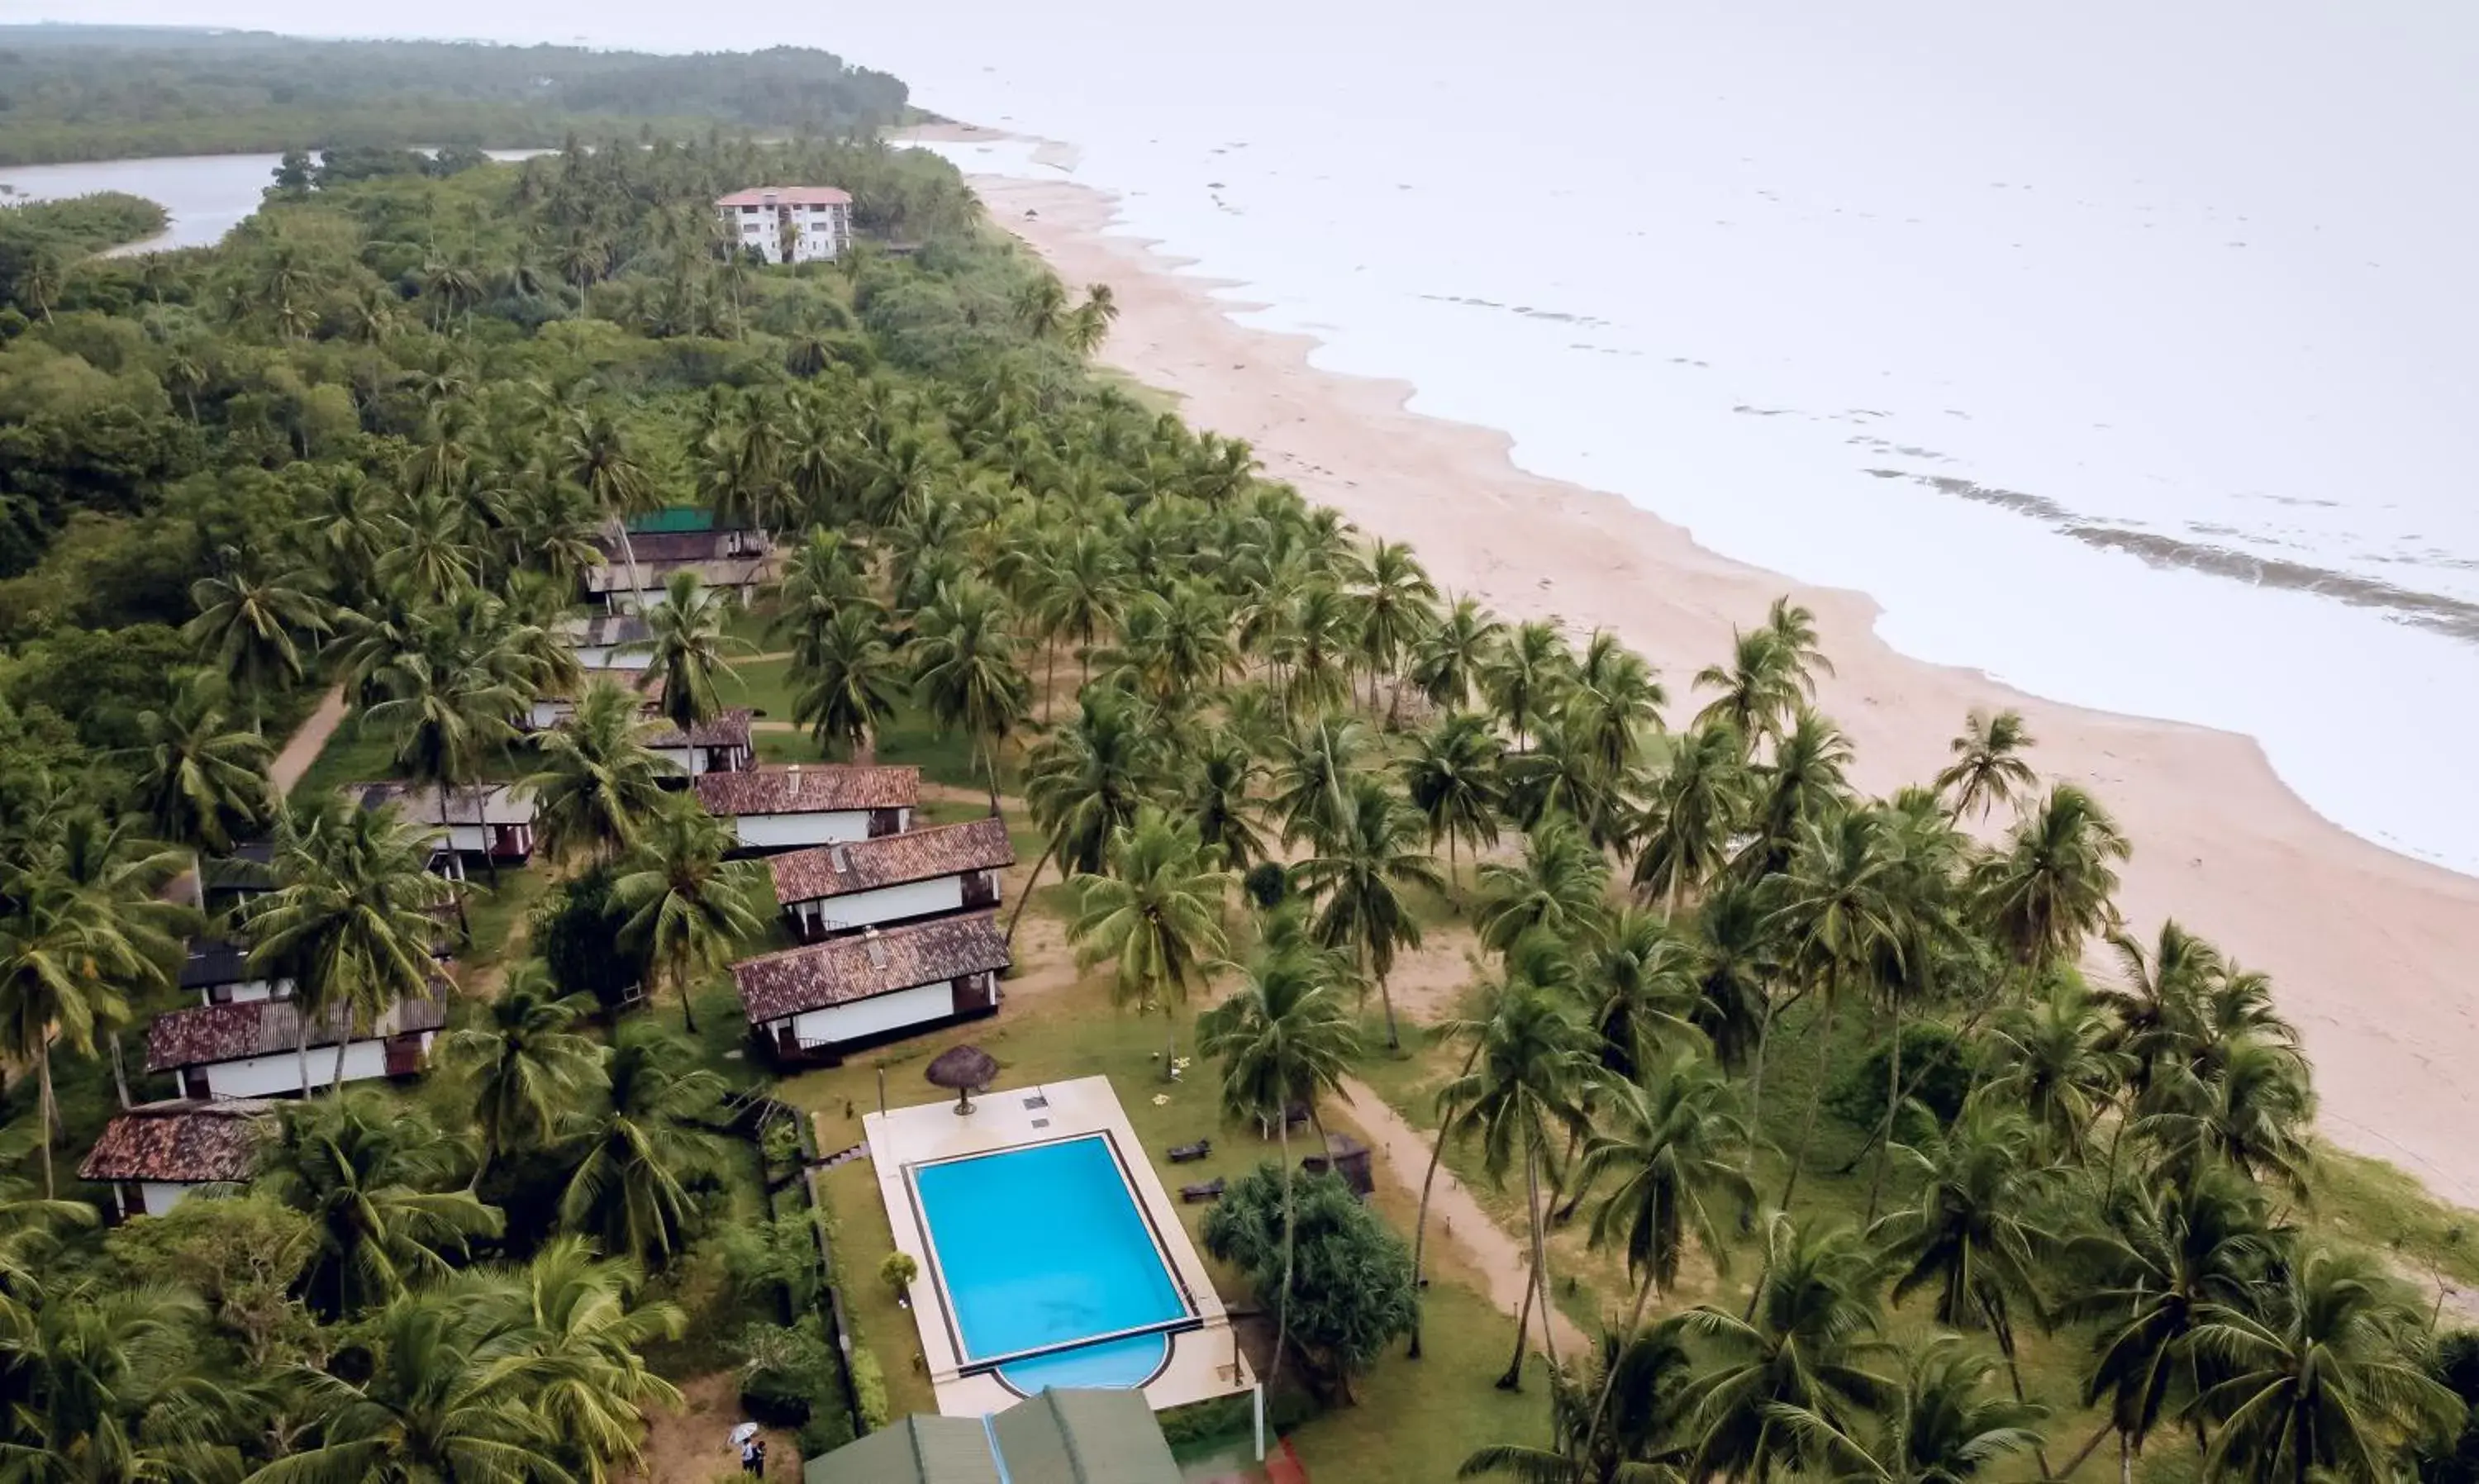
[
  {"left": 354, "top": 782, "right": 537, "bottom": 873},
  {"left": 180, "top": 937, "right": 293, "bottom": 1006},
  {"left": 768, "top": 816, "right": 1013, "bottom": 942},
  {"left": 584, "top": 528, "right": 773, "bottom": 613},
  {"left": 558, "top": 613, "right": 654, "bottom": 672},
  {"left": 79, "top": 1099, "right": 274, "bottom": 1220},
  {"left": 731, "top": 914, "right": 1009, "bottom": 1064},
  {"left": 692, "top": 764, "right": 919, "bottom": 854},
  {"left": 523, "top": 672, "right": 665, "bottom": 733},
  {"left": 145, "top": 995, "right": 447, "bottom": 1101},
  {"left": 647, "top": 709, "right": 755, "bottom": 781}
]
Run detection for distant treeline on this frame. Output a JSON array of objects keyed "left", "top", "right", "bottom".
[{"left": 0, "top": 26, "right": 918, "bottom": 165}]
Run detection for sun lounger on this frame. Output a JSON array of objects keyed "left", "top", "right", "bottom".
[
  {"left": 1168, "top": 1139, "right": 1211, "bottom": 1163},
  {"left": 1181, "top": 1177, "right": 1225, "bottom": 1204}
]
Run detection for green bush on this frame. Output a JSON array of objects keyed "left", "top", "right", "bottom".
[
  {"left": 849, "top": 1346, "right": 891, "bottom": 1433},
  {"left": 1824, "top": 1020, "right": 1974, "bottom": 1145},
  {"left": 736, "top": 1317, "right": 835, "bottom": 1428}
]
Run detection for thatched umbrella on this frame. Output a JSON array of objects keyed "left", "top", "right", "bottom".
[{"left": 925, "top": 1044, "right": 1000, "bottom": 1115}]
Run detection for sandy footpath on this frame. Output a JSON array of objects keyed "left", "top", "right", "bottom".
[{"left": 955, "top": 160, "right": 2479, "bottom": 1209}]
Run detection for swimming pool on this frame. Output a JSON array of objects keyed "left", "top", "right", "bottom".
[{"left": 908, "top": 1133, "right": 1196, "bottom": 1394}]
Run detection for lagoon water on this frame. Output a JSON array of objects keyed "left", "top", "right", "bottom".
[{"left": 32, "top": 0, "right": 2479, "bottom": 871}]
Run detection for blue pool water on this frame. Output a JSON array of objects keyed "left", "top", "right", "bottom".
[{"left": 911, "top": 1134, "right": 1190, "bottom": 1391}]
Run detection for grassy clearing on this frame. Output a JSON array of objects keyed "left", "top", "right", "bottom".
[{"left": 816, "top": 1160, "right": 940, "bottom": 1420}]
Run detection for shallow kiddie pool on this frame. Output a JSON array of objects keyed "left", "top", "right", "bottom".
[{"left": 907, "top": 1133, "right": 1195, "bottom": 1395}]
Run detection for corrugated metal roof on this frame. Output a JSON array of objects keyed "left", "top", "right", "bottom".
[
  {"left": 801, "top": 1391, "right": 1180, "bottom": 1484},
  {"left": 802, "top": 1416, "right": 1000, "bottom": 1484}
]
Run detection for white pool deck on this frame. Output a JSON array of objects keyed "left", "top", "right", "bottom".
[{"left": 855, "top": 1074, "right": 1258, "bottom": 1419}]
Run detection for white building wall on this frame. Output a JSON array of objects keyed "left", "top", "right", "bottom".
[
  {"left": 783, "top": 981, "right": 957, "bottom": 1047},
  {"left": 202, "top": 977, "right": 292, "bottom": 1006},
  {"left": 790, "top": 875, "right": 964, "bottom": 937},
  {"left": 137, "top": 1181, "right": 200, "bottom": 1217},
  {"left": 571, "top": 645, "right": 652, "bottom": 672},
  {"left": 734, "top": 810, "right": 878, "bottom": 851},
  {"left": 177, "top": 1035, "right": 412, "bottom": 1100}
]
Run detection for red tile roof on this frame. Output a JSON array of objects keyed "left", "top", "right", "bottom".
[
  {"left": 644, "top": 709, "right": 754, "bottom": 750},
  {"left": 769, "top": 817, "right": 1014, "bottom": 906},
  {"left": 694, "top": 765, "right": 920, "bottom": 818},
  {"left": 79, "top": 1100, "right": 274, "bottom": 1183},
  {"left": 716, "top": 186, "right": 853, "bottom": 207},
  {"left": 731, "top": 914, "right": 1010, "bottom": 1023},
  {"left": 145, "top": 993, "right": 449, "bottom": 1073}
]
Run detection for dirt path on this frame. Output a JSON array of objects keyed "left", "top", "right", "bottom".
[
  {"left": 1335, "top": 1074, "right": 1592, "bottom": 1361},
  {"left": 624, "top": 1372, "right": 797, "bottom": 1484},
  {"left": 270, "top": 684, "right": 348, "bottom": 797}
]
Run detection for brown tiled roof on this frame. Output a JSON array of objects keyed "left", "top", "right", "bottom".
[
  {"left": 732, "top": 914, "right": 1010, "bottom": 1022},
  {"left": 79, "top": 1100, "right": 274, "bottom": 1183},
  {"left": 770, "top": 817, "right": 1014, "bottom": 906},
  {"left": 353, "top": 782, "right": 536, "bottom": 826},
  {"left": 145, "top": 992, "right": 449, "bottom": 1073},
  {"left": 695, "top": 765, "right": 920, "bottom": 818},
  {"left": 644, "top": 709, "right": 754, "bottom": 749}
]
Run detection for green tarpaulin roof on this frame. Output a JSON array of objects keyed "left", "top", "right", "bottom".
[
  {"left": 624, "top": 506, "right": 715, "bottom": 534},
  {"left": 803, "top": 1388, "right": 1182, "bottom": 1484}
]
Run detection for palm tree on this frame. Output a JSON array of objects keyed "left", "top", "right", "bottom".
[
  {"left": 1295, "top": 778, "right": 1443, "bottom": 1050},
  {"left": 1180, "top": 731, "right": 1268, "bottom": 873},
  {"left": 1934, "top": 709, "right": 2039, "bottom": 822},
  {"left": 1196, "top": 918, "right": 1363, "bottom": 1382},
  {"left": 1581, "top": 908, "right": 1699, "bottom": 1082},
  {"left": 1412, "top": 596, "right": 1505, "bottom": 711},
  {"left": 559, "top": 1022, "right": 730, "bottom": 1268},
  {"left": 1568, "top": 630, "right": 1666, "bottom": 787},
  {"left": 1674, "top": 1215, "right": 1896, "bottom": 1484},
  {"left": 1459, "top": 1325, "right": 1696, "bottom": 1484},
  {"left": 1475, "top": 813, "right": 1612, "bottom": 958},
  {"left": 2133, "top": 1033, "right": 2316, "bottom": 1199},
  {"left": 249, "top": 800, "right": 450, "bottom": 1096},
  {"left": 1761, "top": 597, "right": 1835, "bottom": 692},
  {"left": 0, "top": 873, "right": 139, "bottom": 1195},
  {"left": 557, "top": 404, "right": 654, "bottom": 600},
  {"left": 522, "top": 679, "right": 677, "bottom": 865},
  {"left": 791, "top": 606, "right": 902, "bottom": 761},
  {"left": 2064, "top": 1168, "right": 2282, "bottom": 1480},
  {"left": 1693, "top": 628, "right": 1800, "bottom": 746},
  {"left": 184, "top": 559, "right": 331, "bottom": 725},
  {"left": 1, "top": 1279, "right": 207, "bottom": 1479},
  {"left": 611, "top": 803, "right": 768, "bottom": 1036},
  {"left": 1869, "top": 1106, "right": 2058, "bottom": 1433},
  {"left": 240, "top": 1293, "right": 569, "bottom": 1483},
  {"left": 1767, "top": 806, "right": 1906, "bottom": 1209},
  {"left": 640, "top": 572, "right": 740, "bottom": 735},
  {"left": 1972, "top": 783, "right": 2130, "bottom": 972},
  {"left": 1485, "top": 620, "right": 1573, "bottom": 752},
  {"left": 912, "top": 578, "right": 1031, "bottom": 812},
  {"left": 1439, "top": 977, "right": 1596, "bottom": 1389},
  {"left": 364, "top": 645, "right": 521, "bottom": 901},
  {"left": 1347, "top": 539, "right": 1439, "bottom": 714},
  {"left": 483, "top": 1237, "right": 687, "bottom": 1482},
  {"left": 1270, "top": 714, "right": 1374, "bottom": 849},
  {"left": 123, "top": 677, "right": 273, "bottom": 889},
  {"left": 1033, "top": 530, "right": 1125, "bottom": 707},
  {"left": 1399, "top": 711, "right": 1505, "bottom": 887},
  {"left": 258, "top": 1092, "right": 502, "bottom": 1317},
  {"left": 1634, "top": 721, "right": 1749, "bottom": 916},
  {"left": 441, "top": 966, "right": 606, "bottom": 1181},
  {"left": 2187, "top": 1247, "right": 2459, "bottom": 1484},
  {"left": 1015, "top": 687, "right": 1165, "bottom": 938},
  {"left": 1687, "top": 878, "right": 1780, "bottom": 1089},
  {"left": 1769, "top": 1336, "right": 2046, "bottom": 1484},
  {"left": 1571, "top": 1051, "right": 1755, "bottom": 1462},
  {"left": 1982, "top": 975, "right": 2130, "bottom": 1163},
  {"left": 1735, "top": 708, "right": 1853, "bottom": 882},
  {"left": 1068, "top": 808, "right": 1230, "bottom": 1071}
]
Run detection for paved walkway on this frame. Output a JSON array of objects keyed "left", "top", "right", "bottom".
[
  {"left": 270, "top": 684, "right": 348, "bottom": 797},
  {"left": 1335, "top": 1075, "right": 1592, "bottom": 1361}
]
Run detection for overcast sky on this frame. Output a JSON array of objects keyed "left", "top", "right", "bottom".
[{"left": 0, "top": 2, "right": 792, "bottom": 51}]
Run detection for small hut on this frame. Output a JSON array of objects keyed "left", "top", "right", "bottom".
[
  {"left": 1302, "top": 1131, "right": 1374, "bottom": 1200},
  {"left": 925, "top": 1044, "right": 1000, "bottom": 1115}
]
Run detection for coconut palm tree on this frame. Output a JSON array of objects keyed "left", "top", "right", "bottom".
[
  {"left": 611, "top": 802, "right": 768, "bottom": 1036},
  {"left": 1, "top": 1279, "right": 208, "bottom": 1479},
  {"left": 2132, "top": 1033, "right": 2316, "bottom": 1199},
  {"left": 1761, "top": 597, "right": 1834, "bottom": 693},
  {"left": 1032, "top": 528, "right": 1125, "bottom": 706},
  {"left": 1180, "top": 731, "right": 1268, "bottom": 873},
  {"left": 123, "top": 677, "right": 273, "bottom": 886},
  {"left": 1972, "top": 783, "right": 2130, "bottom": 972},
  {"left": 1485, "top": 620, "right": 1574, "bottom": 752},
  {"left": 1982, "top": 976, "right": 2131, "bottom": 1165},
  {"left": 1687, "top": 878, "right": 1780, "bottom": 1090},
  {"left": 791, "top": 606, "right": 902, "bottom": 761},
  {"left": 1412, "top": 596, "right": 1506, "bottom": 711},
  {"left": 1439, "top": 977, "right": 1596, "bottom": 1389},
  {"left": 184, "top": 559, "right": 331, "bottom": 725},
  {"left": 1016, "top": 686, "right": 1165, "bottom": 937},
  {"left": 0, "top": 872, "right": 140, "bottom": 1195},
  {"left": 1295, "top": 778, "right": 1441, "bottom": 1050},
  {"left": 1476, "top": 812, "right": 1612, "bottom": 958},
  {"left": 1270, "top": 713, "right": 1374, "bottom": 850},
  {"left": 1196, "top": 916, "right": 1363, "bottom": 1382},
  {"left": 1768, "top": 1336, "right": 2046, "bottom": 1484},
  {"left": 1634, "top": 721, "right": 1749, "bottom": 916},
  {"left": 1068, "top": 807, "right": 1230, "bottom": 1071},
  {"left": 1693, "top": 628, "right": 1801, "bottom": 748},
  {"left": 1935, "top": 709, "right": 2039, "bottom": 823},
  {"left": 1675, "top": 1214, "right": 1896, "bottom": 1484},
  {"left": 248, "top": 799, "right": 451, "bottom": 1096},
  {"left": 556, "top": 404, "right": 654, "bottom": 601},
  {"left": 1768, "top": 806, "right": 1907, "bottom": 1209},
  {"left": 476, "top": 1237, "right": 686, "bottom": 1482},
  {"left": 522, "top": 680, "right": 677, "bottom": 866},
  {"left": 2063, "top": 1168, "right": 2283, "bottom": 1481},
  {"left": 911, "top": 578, "right": 1031, "bottom": 812},
  {"left": 1571, "top": 1051, "right": 1755, "bottom": 1462},
  {"left": 1568, "top": 630, "right": 1666, "bottom": 784},
  {"left": 364, "top": 644, "right": 521, "bottom": 901},
  {"left": 440, "top": 966, "right": 606, "bottom": 1181},
  {"left": 640, "top": 572, "right": 741, "bottom": 735},
  {"left": 1869, "top": 1106, "right": 2059, "bottom": 1436},
  {"left": 1346, "top": 539, "right": 1439, "bottom": 714},
  {"left": 1459, "top": 1325, "right": 1697, "bottom": 1484},
  {"left": 1582, "top": 908, "right": 1701, "bottom": 1082},
  {"left": 258, "top": 1092, "right": 502, "bottom": 1318},
  {"left": 1735, "top": 708, "right": 1853, "bottom": 882},
  {"left": 2187, "top": 1247, "right": 2459, "bottom": 1484},
  {"left": 1399, "top": 711, "right": 1505, "bottom": 887},
  {"left": 559, "top": 1022, "right": 730, "bottom": 1269}
]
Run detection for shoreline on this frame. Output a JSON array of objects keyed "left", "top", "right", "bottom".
[{"left": 957, "top": 160, "right": 2479, "bottom": 1208}]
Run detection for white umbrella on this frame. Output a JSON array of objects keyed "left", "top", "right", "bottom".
[{"left": 729, "top": 1422, "right": 761, "bottom": 1447}]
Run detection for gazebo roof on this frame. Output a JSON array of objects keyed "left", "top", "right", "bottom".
[{"left": 924, "top": 1044, "right": 1000, "bottom": 1092}]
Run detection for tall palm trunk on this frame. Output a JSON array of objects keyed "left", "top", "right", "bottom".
[
  {"left": 34, "top": 1048, "right": 54, "bottom": 1198},
  {"left": 1271, "top": 1116, "right": 1295, "bottom": 1384},
  {"left": 331, "top": 1025, "right": 353, "bottom": 1093},
  {"left": 1003, "top": 834, "right": 1062, "bottom": 944},
  {"left": 1866, "top": 1000, "right": 1903, "bottom": 1222},
  {"left": 108, "top": 1034, "right": 131, "bottom": 1111},
  {"left": 1496, "top": 1237, "right": 1539, "bottom": 1391},
  {"left": 296, "top": 1015, "right": 314, "bottom": 1105},
  {"left": 1525, "top": 1139, "right": 1561, "bottom": 1377},
  {"left": 1777, "top": 985, "right": 1839, "bottom": 1211},
  {"left": 1408, "top": 1044, "right": 1482, "bottom": 1358},
  {"left": 610, "top": 514, "right": 645, "bottom": 605},
  {"left": 1579, "top": 1265, "right": 1661, "bottom": 1467}
]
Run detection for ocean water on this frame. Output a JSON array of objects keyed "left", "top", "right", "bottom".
[{"left": 34, "top": 0, "right": 2479, "bottom": 873}]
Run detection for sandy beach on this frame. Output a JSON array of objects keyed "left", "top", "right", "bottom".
[{"left": 944, "top": 147, "right": 2479, "bottom": 1208}]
